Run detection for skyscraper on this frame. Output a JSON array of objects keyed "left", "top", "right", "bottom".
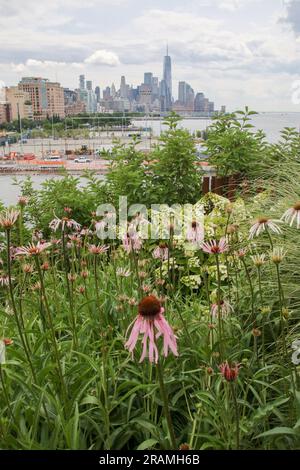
[
  {"left": 162, "top": 45, "right": 172, "bottom": 111},
  {"left": 111, "top": 83, "right": 116, "bottom": 98},
  {"left": 95, "top": 86, "right": 101, "bottom": 103},
  {"left": 120, "top": 76, "right": 127, "bottom": 99},
  {"left": 152, "top": 77, "right": 159, "bottom": 98},
  {"left": 79, "top": 75, "right": 85, "bottom": 91},
  {"left": 194, "top": 92, "right": 206, "bottom": 112},
  {"left": 178, "top": 81, "right": 187, "bottom": 105},
  {"left": 144, "top": 73, "right": 153, "bottom": 87}
]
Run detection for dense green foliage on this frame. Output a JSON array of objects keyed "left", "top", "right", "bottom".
[
  {"left": 1, "top": 111, "right": 300, "bottom": 450},
  {"left": 106, "top": 114, "right": 202, "bottom": 207},
  {"left": 204, "top": 107, "right": 268, "bottom": 177}
]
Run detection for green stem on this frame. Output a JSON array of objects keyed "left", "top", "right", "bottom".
[
  {"left": 0, "top": 364, "right": 17, "bottom": 426},
  {"left": 231, "top": 382, "right": 240, "bottom": 449},
  {"left": 6, "top": 230, "right": 34, "bottom": 377},
  {"left": 241, "top": 258, "right": 255, "bottom": 324},
  {"left": 62, "top": 230, "right": 78, "bottom": 348},
  {"left": 35, "top": 258, "right": 68, "bottom": 406},
  {"left": 215, "top": 254, "right": 224, "bottom": 359},
  {"left": 275, "top": 264, "right": 287, "bottom": 358},
  {"left": 156, "top": 361, "right": 177, "bottom": 450}
]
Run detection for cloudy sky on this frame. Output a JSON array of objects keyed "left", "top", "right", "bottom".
[{"left": 1, "top": 0, "right": 300, "bottom": 111}]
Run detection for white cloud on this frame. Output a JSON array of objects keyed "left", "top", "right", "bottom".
[
  {"left": 0, "top": 0, "right": 299, "bottom": 110},
  {"left": 190, "top": 0, "right": 261, "bottom": 11},
  {"left": 84, "top": 50, "right": 120, "bottom": 66}
]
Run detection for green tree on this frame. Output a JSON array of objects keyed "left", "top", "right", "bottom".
[
  {"left": 204, "top": 107, "right": 268, "bottom": 177},
  {"left": 105, "top": 137, "right": 153, "bottom": 207},
  {"left": 150, "top": 113, "right": 203, "bottom": 205}
]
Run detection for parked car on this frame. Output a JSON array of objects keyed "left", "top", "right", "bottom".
[{"left": 74, "top": 156, "right": 92, "bottom": 163}]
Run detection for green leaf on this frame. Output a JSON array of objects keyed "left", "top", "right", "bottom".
[
  {"left": 137, "top": 439, "right": 159, "bottom": 450},
  {"left": 256, "top": 427, "right": 297, "bottom": 439}
]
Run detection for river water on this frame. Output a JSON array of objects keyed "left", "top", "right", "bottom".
[
  {"left": 133, "top": 112, "right": 300, "bottom": 142},
  {"left": 1, "top": 112, "right": 300, "bottom": 206}
]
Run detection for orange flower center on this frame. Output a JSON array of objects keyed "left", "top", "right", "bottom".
[
  {"left": 138, "top": 295, "right": 161, "bottom": 317},
  {"left": 294, "top": 202, "right": 300, "bottom": 211},
  {"left": 258, "top": 217, "right": 269, "bottom": 224},
  {"left": 159, "top": 242, "right": 168, "bottom": 249}
]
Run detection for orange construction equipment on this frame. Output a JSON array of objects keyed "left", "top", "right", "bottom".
[{"left": 23, "top": 153, "right": 36, "bottom": 161}]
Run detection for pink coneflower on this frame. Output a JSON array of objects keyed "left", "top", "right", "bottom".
[
  {"left": 270, "top": 247, "right": 286, "bottom": 264},
  {"left": 41, "top": 262, "right": 50, "bottom": 271},
  {"left": 18, "top": 196, "right": 28, "bottom": 207},
  {"left": 281, "top": 202, "right": 300, "bottom": 229},
  {"left": 202, "top": 237, "right": 229, "bottom": 255},
  {"left": 142, "top": 284, "right": 152, "bottom": 293},
  {"left": 118, "top": 294, "right": 129, "bottom": 302},
  {"left": 211, "top": 300, "right": 233, "bottom": 319},
  {"left": 68, "top": 236, "right": 82, "bottom": 248},
  {"left": 122, "top": 232, "right": 142, "bottom": 253},
  {"left": 251, "top": 253, "right": 266, "bottom": 267},
  {"left": 235, "top": 248, "right": 247, "bottom": 258},
  {"left": 80, "top": 227, "right": 93, "bottom": 237},
  {"left": 64, "top": 207, "right": 72, "bottom": 214},
  {"left": 125, "top": 295, "right": 178, "bottom": 363},
  {"left": 22, "top": 264, "right": 34, "bottom": 274},
  {"left": 249, "top": 217, "right": 282, "bottom": 239},
  {"left": 80, "top": 270, "right": 89, "bottom": 279},
  {"left": 68, "top": 273, "right": 77, "bottom": 283},
  {"left": 32, "top": 230, "right": 43, "bottom": 241},
  {"left": 219, "top": 361, "right": 241, "bottom": 382},
  {"left": 9, "top": 246, "right": 18, "bottom": 261},
  {"left": 31, "top": 281, "right": 41, "bottom": 291},
  {"left": 88, "top": 244, "right": 109, "bottom": 255},
  {"left": 187, "top": 220, "right": 204, "bottom": 245},
  {"left": 153, "top": 243, "right": 169, "bottom": 260},
  {"left": 50, "top": 238, "right": 61, "bottom": 246},
  {"left": 3, "top": 338, "right": 13, "bottom": 346},
  {"left": 49, "top": 216, "right": 81, "bottom": 232},
  {"left": 0, "top": 275, "right": 10, "bottom": 287},
  {"left": 226, "top": 224, "right": 239, "bottom": 235},
  {"left": 116, "top": 267, "right": 131, "bottom": 277},
  {"left": 0, "top": 209, "right": 20, "bottom": 230},
  {"left": 16, "top": 242, "right": 51, "bottom": 257},
  {"left": 68, "top": 234, "right": 82, "bottom": 242}
]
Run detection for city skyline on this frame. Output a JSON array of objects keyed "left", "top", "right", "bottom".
[
  {"left": 1, "top": 0, "right": 300, "bottom": 111},
  {"left": 1, "top": 47, "right": 219, "bottom": 122}
]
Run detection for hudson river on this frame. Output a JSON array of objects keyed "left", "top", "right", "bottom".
[{"left": 1, "top": 112, "right": 300, "bottom": 206}]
